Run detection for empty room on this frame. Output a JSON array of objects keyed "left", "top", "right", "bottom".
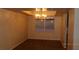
[{"left": 0, "top": 8, "right": 78, "bottom": 50}]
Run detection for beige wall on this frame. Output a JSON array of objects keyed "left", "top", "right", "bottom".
[
  {"left": 68, "top": 9, "right": 74, "bottom": 49},
  {"left": 0, "top": 9, "right": 28, "bottom": 49},
  {"left": 60, "top": 9, "right": 74, "bottom": 49},
  {"left": 28, "top": 16, "right": 62, "bottom": 40},
  {"left": 73, "top": 8, "right": 79, "bottom": 49},
  {"left": 60, "top": 13, "right": 67, "bottom": 48}
]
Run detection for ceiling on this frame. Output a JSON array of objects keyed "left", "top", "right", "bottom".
[{"left": 5, "top": 8, "right": 71, "bottom": 16}]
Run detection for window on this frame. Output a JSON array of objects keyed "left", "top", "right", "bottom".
[
  {"left": 45, "top": 19, "right": 54, "bottom": 31},
  {"left": 35, "top": 17, "right": 55, "bottom": 32},
  {"left": 35, "top": 19, "right": 44, "bottom": 32}
]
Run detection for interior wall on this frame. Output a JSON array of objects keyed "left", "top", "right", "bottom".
[
  {"left": 73, "top": 8, "right": 79, "bottom": 49},
  {"left": 0, "top": 9, "right": 28, "bottom": 49},
  {"left": 28, "top": 16, "right": 62, "bottom": 40},
  {"left": 60, "top": 13, "right": 67, "bottom": 48},
  {"left": 68, "top": 9, "right": 74, "bottom": 49},
  {"left": 60, "top": 9, "right": 74, "bottom": 49}
]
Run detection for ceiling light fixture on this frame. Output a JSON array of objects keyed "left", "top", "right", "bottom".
[{"left": 35, "top": 8, "right": 47, "bottom": 20}]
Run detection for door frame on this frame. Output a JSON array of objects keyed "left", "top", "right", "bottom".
[{"left": 66, "top": 9, "right": 74, "bottom": 49}]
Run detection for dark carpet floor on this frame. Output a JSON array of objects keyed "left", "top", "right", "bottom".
[{"left": 14, "top": 39, "right": 65, "bottom": 50}]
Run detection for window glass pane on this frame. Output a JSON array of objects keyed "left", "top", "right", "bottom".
[
  {"left": 45, "top": 19, "right": 54, "bottom": 31},
  {"left": 35, "top": 19, "right": 44, "bottom": 32}
]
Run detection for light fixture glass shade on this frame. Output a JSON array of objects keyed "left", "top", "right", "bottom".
[
  {"left": 35, "top": 14, "right": 41, "bottom": 18},
  {"left": 36, "top": 8, "right": 41, "bottom": 11},
  {"left": 42, "top": 8, "right": 47, "bottom": 11},
  {"left": 35, "top": 8, "right": 47, "bottom": 19},
  {"left": 42, "top": 14, "right": 47, "bottom": 18}
]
